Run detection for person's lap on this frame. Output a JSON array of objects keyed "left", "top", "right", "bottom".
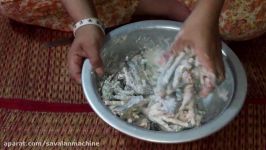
[{"left": 0, "top": 0, "right": 265, "bottom": 40}]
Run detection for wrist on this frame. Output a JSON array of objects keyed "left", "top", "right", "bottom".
[
  {"left": 74, "top": 26, "right": 104, "bottom": 58},
  {"left": 74, "top": 26, "right": 104, "bottom": 54},
  {"left": 73, "top": 18, "right": 105, "bottom": 37},
  {"left": 190, "top": 0, "right": 224, "bottom": 25}
]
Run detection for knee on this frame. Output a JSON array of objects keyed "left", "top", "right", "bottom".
[
  {"left": 168, "top": 0, "right": 191, "bottom": 21},
  {"left": 136, "top": 0, "right": 190, "bottom": 21}
]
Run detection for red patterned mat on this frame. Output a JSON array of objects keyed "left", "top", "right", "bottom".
[{"left": 0, "top": 104, "right": 265, "bottom": 149}]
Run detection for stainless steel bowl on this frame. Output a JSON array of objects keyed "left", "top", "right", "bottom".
[{"left": 81, "top": 20, "right": 247, "bottom": 143}]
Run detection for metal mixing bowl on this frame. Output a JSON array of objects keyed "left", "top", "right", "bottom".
[{"left": 81, "top": 20, "right": 247, "bottom": 143}]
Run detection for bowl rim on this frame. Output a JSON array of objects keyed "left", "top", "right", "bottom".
[{"left": 81, "top": 20, "right": 247, "bottom": 143}]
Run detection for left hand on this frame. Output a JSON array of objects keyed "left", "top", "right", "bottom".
[{"left": 68, "top": 25, "right": 104, "bottom": 84}]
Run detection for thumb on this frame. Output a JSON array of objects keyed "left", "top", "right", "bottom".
[
  {"left": 170, "top": 37, "right": 183, "bottom": 54},
  {"left": 82, "top": 44, "right": 104, "bottom": 77},
  {"left": 200, "top": 72, "right": 216, "bottom": 97}
]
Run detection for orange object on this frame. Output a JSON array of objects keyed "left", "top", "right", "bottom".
[{"left": 0, "top": 0, "right": 139, "bottom": 31}]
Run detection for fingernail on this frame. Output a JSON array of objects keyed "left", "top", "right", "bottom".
[{"left": 95, "top": 67, "right": 104, "bottom": 77}]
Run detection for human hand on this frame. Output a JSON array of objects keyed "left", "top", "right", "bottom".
[
  {"left": 68, "top": 25, "right": 104, "bottom": 84},
  {"left": 170, "top": 15, "right": 225, "bottom": 96}
]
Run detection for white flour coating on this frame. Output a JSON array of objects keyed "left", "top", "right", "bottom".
[{"left": 100, "top": 47, "right": 226, "bottom": 132}]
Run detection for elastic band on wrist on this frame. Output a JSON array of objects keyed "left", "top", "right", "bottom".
[{"left": 73, "top": 18, "right": 105, "bottom": 36}]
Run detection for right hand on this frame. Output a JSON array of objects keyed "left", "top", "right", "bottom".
[
  {"left": 159, "top": 12, "right": 225, "bottom": 97},
  {"left": 68, "top": 25, "right": 105, "bottom": 84},
  {"left": 170, "top": 18, "right": 225, "bottom": 96}
]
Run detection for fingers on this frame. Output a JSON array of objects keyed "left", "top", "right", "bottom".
[
  {"left": 81, "top": 42, "right": 104, "bottom": 76},
  {"left": 196, "top": 50, "right": 221, "bottom": 97},
  {"left": 215, "top": 50, "right": 225, "bottom": 82},
  {"left": 68, "top": 42, "right": 84, "bottom": 84},
  {"left": 158, "top": 35, "right": 185, "bottom": 67},
  {"left": 159, "top": 50, "right": 173, "bottom": 65},
  {"left": 171, "top": 33, "right": 195, "bottom": 56},
  {"left": 199, "top": 74, "right": 216, "bottom": 97},
  {"left": 203, "top": 52, "right": 225, "bottom": 84},
  {"left": 68, "top": 38, "right": 104, "bottom": 84},
  {"left": 170, "top": 35, "right": 183, "bottom": 54}
]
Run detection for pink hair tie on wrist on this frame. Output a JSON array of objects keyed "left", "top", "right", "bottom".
[{"left": 73, "top": 18, "right": 105, "bottom": 37}]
